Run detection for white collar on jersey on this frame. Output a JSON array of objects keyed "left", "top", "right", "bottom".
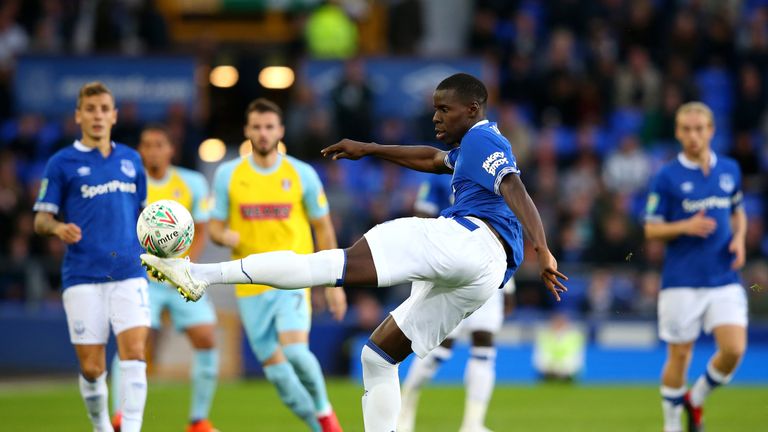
[
  {"left": 469, "top": 119, "right": 489, "bottom": 130},
  {"left": 677, "top": 151, "right": 717, "bottom": 170},
  {"left": 73, "top": 140, "right": 116, "bottom": 152}
]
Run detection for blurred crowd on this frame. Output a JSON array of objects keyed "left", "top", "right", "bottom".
[{"left": 0, "top": 0, "right": 767, "bottom": 322}]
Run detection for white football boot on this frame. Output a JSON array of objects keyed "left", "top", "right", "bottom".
[{"left": 140, "top": 254, "right": 208, "bottom": 302}]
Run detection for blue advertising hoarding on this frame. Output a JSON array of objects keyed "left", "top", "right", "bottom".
[
  {"left": 303, "top": 58, "right": 487, "bottom": 118},
  {"left": 14, "top": 56, "right": 197, "bottom": 120}
]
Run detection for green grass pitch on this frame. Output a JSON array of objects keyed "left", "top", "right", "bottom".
[{"left": 1, "top": 379, "right": 765, "bottom": 431}]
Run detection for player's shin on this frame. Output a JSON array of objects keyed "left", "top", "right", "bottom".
[
  {"left": 109, "top": 354, "right": 122, "bottom": 415},
  {"left": 119, "top": 360, "right": 147, "bottom": 432},
  {"left": 460, "top": 347, "right": 497, "bottom": 431},
  {"left": 283, "top": 343, "right": 332, "bottom": 415},
  {"left": 361, "top": 342, "right": 401, "bottom": 432},
  {"left": 660, "top": 385, "right": 686, "bottom": 432},
  {"left": 263, "top": 362, "right": 322, "bottom": 431},
  {"left": 78, "top": 372, "right": 113, "bottom": 432},
  {"left": 198, "top": 249, "right": 346, "bottom": 288},
  {"left": 190, "top": 349, "right": 219, "bottom": 422},
  {"left": 690, "top": 359, "right": 733, "bottom": 407}
]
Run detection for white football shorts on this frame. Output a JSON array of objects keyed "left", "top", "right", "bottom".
[
  {"left": 364, "top": 216, "right": 507, "bottom": 358},
  {"left": 658, "top": 283, "right": 748, "bottom": 343},
  {"left": 62, "top": 277, "right": 151, "bottom": 345},
  {"left": 447, "top": 288, "right": 505, "bottom": 338}
]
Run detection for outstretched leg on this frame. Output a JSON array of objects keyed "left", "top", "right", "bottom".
[{"left": 141, "top": 237, "right": 379, "bottom": 301}]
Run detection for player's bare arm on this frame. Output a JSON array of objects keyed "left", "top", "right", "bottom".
[
  {"left": 310, "top": 214, "right": 348, "bottom": 321},
  {"left": 321, "top": 139, "right": 452, "bottom": 174},
  {"left": 498, "top": 174, "right": 567, "bottom": 300},
  {"left": 33, "top": 211, "right": 82, "bottom": 244},
  {"left": 644, "top": 209, "right": 717, "bottom": 241},
  {"left": 208, "top": 218, "right": 239, "bottom": 248},
  {"left": 729, "top": 207, "right": 747, "bottom": 270}
]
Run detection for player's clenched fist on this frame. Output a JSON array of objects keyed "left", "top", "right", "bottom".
[
  {"left": 54, "top": 222, "right": 82, "bottom": 244},
  {"left": 321, "top": 139, "right": 370, "bottom": 160},
  {"left": 685, "top": 209, "right": 717, "bottom": 238}
]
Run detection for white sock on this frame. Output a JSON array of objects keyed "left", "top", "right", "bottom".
[
  {"left": 361, "top": 343, "right": 401, "bottom": 432},
  {"left": 398, "top": 345, "right": 452, "bottom": 431},
  {"left": 690, "top": 359, "right": 731, "bottom": 407},
  {"left": 119, "top": 360, "right": 147, "bottom": 432},
  {"left": 78, "top": 372, "right": 113, "bottom": 432},
  {"left": 193, "top": 249, "right": 346, "bottom": 288},
  {"left": 461, "top": 347, "right": 496, "bottom": 429},
  {"left": 660, "top": 385, "right": 686, "bottom": 432}
]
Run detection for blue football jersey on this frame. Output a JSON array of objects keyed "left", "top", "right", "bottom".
[
  {"left": 645, "top": 152, "right": 743, "bottom": 289},
  {"left": 441, "top": 120, "right": 523, "bottom": 282},
  {"left": 415, "top": 173, "right": 453, "bottom": 216},
  {"left": 34, "top": 141, "right": 148, "bottom": 288}
]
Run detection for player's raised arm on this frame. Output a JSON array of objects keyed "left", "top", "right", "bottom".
[
  {"left": 321, "top": 139, "right": 452, "bottom": 174},
  {"left": 498, "top": 173, "right": 567, "bottom": 300}
]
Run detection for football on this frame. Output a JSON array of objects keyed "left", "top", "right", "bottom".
[{"left": 136, "top": 199, "right": 194, "bottom": 258}]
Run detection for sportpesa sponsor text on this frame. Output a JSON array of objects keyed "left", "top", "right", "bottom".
[
  {"left": 681, "top": 196, "right": 734, "bottom": 212},
  {"left": 81, "top": 180, "right": 137, "bottom": 199}
]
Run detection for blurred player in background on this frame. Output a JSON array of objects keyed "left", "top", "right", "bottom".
[
  {"left": 399, "top": 173, "right": 515, "bottom": 432},
  {"left": 33, "top": 82, "right": 149, "bottom": 432},
  {"left": 207, "top": 98, "right": 347, "bottom": 431},
  {"left": 644, "top": 102, "right": 748, "bottom": 432},
  {"left": 111, "top": 125, "right": 219, "bottom": 432},
  {"left": 140, "top": 73, "right": 566, "bottom": 431}
]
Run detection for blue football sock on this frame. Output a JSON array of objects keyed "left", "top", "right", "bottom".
[
  {"left": 283, "top": 343, "right": 332, "bottom": 414},
  {"left": 263, "top": 362, "right": 321, "bottom": 431},
  {"left": 190, "top": 349, "right": 219, "bottom": 422},
  {"left": 110, "top": 353, "right": 121, "bottom": 414}
]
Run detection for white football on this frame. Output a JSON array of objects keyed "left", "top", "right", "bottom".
[{"left": 136, "top": 199, "right": 194, "bottom": 258}]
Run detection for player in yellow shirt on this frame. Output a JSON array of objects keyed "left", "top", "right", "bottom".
[
  {"left": 208, "top": 98, "right": 346, "bottom": 431},
  {"left": 112, "top": 125, "right": 219, "bottom": 432}
]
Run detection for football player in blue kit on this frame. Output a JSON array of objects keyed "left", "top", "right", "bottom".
[
  {"left": 399, "top": 173, "right": 515, "bottom": 432},
  {"left": 141, "top": 73, "right": 567, "bottom": 431},
  {"left": 33, "top": 82, "right": 150, "bottom": 432},
  {"left": 645, "top": 102, "right": 748, "bottom": 432}
]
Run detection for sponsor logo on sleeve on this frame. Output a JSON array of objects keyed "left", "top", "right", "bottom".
[
  {"left": 38, "top": 178, "right": 48, "bottom": 200},
  {"left": 646, "top": 193, "right": 659, "bottom": 214},
  {"left": 482, "top": 152, "right": 509, "bottom": 176}
]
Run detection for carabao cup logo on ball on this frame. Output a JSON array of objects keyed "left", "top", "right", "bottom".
[{"left": 137, "top": 199, "right": 195, "bottom": 258}]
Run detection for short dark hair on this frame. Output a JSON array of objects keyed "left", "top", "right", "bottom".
[
  {"left": 245, "top": 98, "right": 283, "bottom": 123},
  {"left": 436, "top": 73, "right": 488, "bottom": 107},
  {"left": 141, "top": 123, "right": 172, "bottom": 143},
  {"left": 77, "top": 81, "right": 113, "bottom": 108}
]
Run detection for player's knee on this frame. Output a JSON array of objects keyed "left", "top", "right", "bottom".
[
  {"left": 439, "top": 338, "right": 455, "bottom": 349},
  {"left": 720, "top": 343, "right": 746, "bottom": 362},
  {"left": 282, "top": 342, "right": 311, "bottom": 362},
  {"left": 80, "top": 364, "right": 105, "bottom": 381},
  {"left": 189, "top": 329, "right": 216, "bottom": 350},
  {"left": 667, "top": 343, "right": 693, "bottom": 364},
  {"left": 471, "top": 331, "right": 494, "bottom": 347}
]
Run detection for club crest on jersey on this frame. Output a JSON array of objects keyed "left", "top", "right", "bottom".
[
  {"left": 121, "top": 159, "right": 136, "bottom": 178},
  {"left": 680, "top": 181, "right": 694, "bottom": 193},
  {"left": 77, "top": 166, "right": 91, "bottom": 177},
  {"left": 719, "top": 174, "right": 735, "bottom": 193},
  {"left": 281, "top": 179, "right": 292, "bottom": 190}
]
